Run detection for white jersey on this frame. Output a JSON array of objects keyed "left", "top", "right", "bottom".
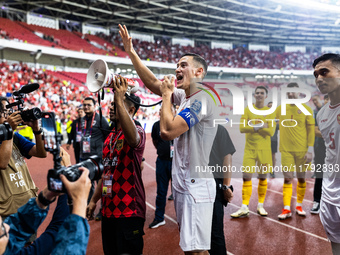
[
  {"left": 171, "top": 88, "right": 217, "bottom": 203},
  {"left": 317, "top": 102, "right": 340, "bottom": 206}
]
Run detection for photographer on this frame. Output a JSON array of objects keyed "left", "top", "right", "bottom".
[
  {"left": 0, "top": 96, "right": 47, "bottom": 217},
  {"left": 0, "top": 167, "right": 91, "bottom": 255},
  {"left": 86, "top": 76, "right": 146, "bottom": 255}
]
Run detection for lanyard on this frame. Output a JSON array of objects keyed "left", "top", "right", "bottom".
[
  {"left": 83, "top": 113, "right": 96, "bottom": 136},
  {"left": 76, "top": 118, "right": 82, "bottom": 132},
  {"left": 109, "top": 129, "right": 123, "bottom": 159}
]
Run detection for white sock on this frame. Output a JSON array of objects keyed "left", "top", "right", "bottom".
[
  {"left": 284, "top": 206, "right": 291, "bottom": 210},
  {"left": 241, "top": 204, "right": 248, "bottom": 210},
  {"left": 258, "top": 203, "right": 264, "bottom": 208},
  {"left": 296, "top": 203, "right": 302, "bottom": 207}
]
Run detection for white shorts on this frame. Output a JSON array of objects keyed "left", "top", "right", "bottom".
[
  {"left": 173, "top": 190, "right": 214, "bottom": 252},
  {"left": 320, "top": 200, "right": 340, "bottom": 243}
]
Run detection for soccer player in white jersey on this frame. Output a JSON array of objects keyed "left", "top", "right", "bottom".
[
  {"left": 313, "top": 53, "right": 340, "bottom": 255},
  {"left": 119, "top": 24, "right": 219, "bottom": 254}
]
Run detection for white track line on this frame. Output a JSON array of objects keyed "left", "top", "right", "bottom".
[
  {"left": 232, "top": 179, "right": 314, "bottom": 203},
  {"left": 145, "top": 202, "right": 177, "bottom": 224},
  {"left": 229, "top": 203, "right": 328, "bottom": 242}
]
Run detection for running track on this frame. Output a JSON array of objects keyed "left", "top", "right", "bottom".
[{"left": 27, "top": 127, "right": 332, "bottom": 255}]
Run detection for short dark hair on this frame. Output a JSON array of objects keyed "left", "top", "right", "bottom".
[
  {"left": 125, "top": 93, "right": 141, "bottom": 116},
  {"left": 255, "top": 86, "right": 268, "bottom": 94},
  {"left": 83, "top": 97, "right": 96, "bottom": 105},
  {"left": 180, "top": 53, "right": 208, "bottom": 78},
  {"left": 287, "top": 82, "right": 299, "bottom": 88},
  {"left": 313, "top": 53, "right": 340, "bottom": 68},
  {"left": 0, "top": 96, "right": 8, "bottom": 112}
]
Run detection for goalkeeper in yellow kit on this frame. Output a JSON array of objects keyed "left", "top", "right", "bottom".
[
  {"left": 231, "top": 86, "right": 276, "bottom": 218},
  {"left": 276, "top": 83, "right": 315, "bottom": 220}
]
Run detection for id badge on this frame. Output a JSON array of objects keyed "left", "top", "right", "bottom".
[
  {"left": 82, "top": 136, "right": 91, "bottom": 153},
  {"left": 76, "top": 131, "right": 82, "bottom": 142},
  {"left": 102, "top": 174, "right": 113, "bottom": 197},
  {"left": 170, "top": 145, "right": 174, "bottom": 158}
]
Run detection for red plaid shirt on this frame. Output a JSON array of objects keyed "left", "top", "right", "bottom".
[{"left": 101, "top": 126, "right": 146, "bottom": 219}]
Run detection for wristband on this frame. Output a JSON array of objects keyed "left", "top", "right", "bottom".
[
  {"left": 38, "top": 191, "right": 56, "bottom": 206},
  {"left": 33, "top": 128, "right": 43, "bottom": 135},
  {"left": 307, "top": 146, "right": 313, "bottom": 154}
]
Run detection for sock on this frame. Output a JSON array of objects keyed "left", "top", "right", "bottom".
[
  {"left": 242, "top": 180, "right": 252, "bottom": 206},
  {"left": 258, "top": 179, "right": 268, "bottom": 204},
  {"left": 297, "top": 181, "right": 306, "bottom": 204},
  {"left": 241, "top": 204, "right": 248, "bottom": 210},
  {"left": 283, "top": 183, "right": 293, "bottom": 208}
]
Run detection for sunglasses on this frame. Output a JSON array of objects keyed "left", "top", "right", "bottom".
[{"left": 0, "top": 221, "right": 7, "bottom": 239}]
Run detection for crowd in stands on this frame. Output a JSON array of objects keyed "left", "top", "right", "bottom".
[
  {"left": 98, "top": 32, "right": 320, "bottom": 70},
  {"left": 0, "top": 16, "right": 323, "bottom": 70}
]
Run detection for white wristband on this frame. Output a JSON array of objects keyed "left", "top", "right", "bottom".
[{"left": 307, "top": 146, "right": 313, "bottom": 154}]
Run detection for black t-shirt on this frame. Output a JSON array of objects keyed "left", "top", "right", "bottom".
[
  {"left": 151, "top": 121, "right": 171, "bottom": 160},
  {"left": 209, "top": 125, "right": 236, "bottom": 180}
]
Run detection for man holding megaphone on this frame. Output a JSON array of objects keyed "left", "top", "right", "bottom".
[{"left": 87, "top": 75, "right": 146, "bottom": 255}]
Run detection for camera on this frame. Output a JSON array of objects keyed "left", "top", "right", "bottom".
[
  {"left": 8, "top": 107, "right": 42, "bottom": 122},
  {"left": 7, "top": 84, "right": 42, "bottom": 122},
  {"left": 41, "top": 112, "right": 103, "bottom": 193},
  {"left": 0, "top": 123, "right": 13, "bottom": 141},
  {"left": 47, "top": 156, "right": 103, "bottom": 193}
]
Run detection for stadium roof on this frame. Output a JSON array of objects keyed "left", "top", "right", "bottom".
[{"left": 2, "top": 0, "right": 340, "bottom": 46}]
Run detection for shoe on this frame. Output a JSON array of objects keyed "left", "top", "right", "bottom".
[
  {"left": 95, "top": 211, "right": 102, "bottom": 221},
  {"left": 296, "top": 206, "right": 306, "bottom": 216},
  {"left": 278, "top": 209, "right": 292, "bottom": 220},
  {"left": 168, "top": 194, "right": 174, "bottom": 200},
  {"left": 310, "top": 202, "right": 320, "bottom": 214},
  {"left": 257, "top": 205, "right": 268, "bottom": 216},
  {"left": 149, "top": 219, "right": 166, "bottom": 229},
  {"left": 270, "top": 172, "right": 275, "bottom": 178},
  {"left": 231, "top": 208, "right": 249, "bottom": 218}
]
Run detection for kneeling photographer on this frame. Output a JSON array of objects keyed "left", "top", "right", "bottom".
[
  {"left": 0, "top": 94, "right": 47, "bottom": 219},
  {"left": 86, "top": 76, "right": 146, "bottom": 255},
  {"left": 0, "top": 166, "right": 92, "bottom": 255}
]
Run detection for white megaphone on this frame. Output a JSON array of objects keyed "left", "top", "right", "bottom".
[{"left": 86, "top": 59, "right": 139, "bottom": 94}]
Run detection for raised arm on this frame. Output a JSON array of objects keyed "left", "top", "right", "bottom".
[{"left": 119, "top": 24, "right": 162, "bottom": 96}]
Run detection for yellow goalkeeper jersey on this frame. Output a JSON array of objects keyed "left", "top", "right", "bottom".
[
  {"left": 276, "top": 104, "right": 315, "bottom": 152},
  {"left": 240, "top": 105, "right": 276, "bottom": 151}
]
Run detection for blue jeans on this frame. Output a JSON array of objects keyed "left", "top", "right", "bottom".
[{"left": 155, "top": 157, "right": 172, "bottom": 221}]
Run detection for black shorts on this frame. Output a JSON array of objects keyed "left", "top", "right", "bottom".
[
  {"left": 271, "top": 141, "right": 278, "bottom": 154},
  {"left": 102, "top": 216, "right": 145, "bottom": 255}
]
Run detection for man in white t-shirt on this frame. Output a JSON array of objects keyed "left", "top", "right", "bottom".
[
  {"left": 119, "top": 24, "right": 219, "bottom": 254},
  {"left": 313, "top": 53, "right": 340, "bottom": 255}
]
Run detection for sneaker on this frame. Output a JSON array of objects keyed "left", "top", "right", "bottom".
[
  {"left": 149, "top": 219, "right": 166, "bottom": 229},
  {"left": 168, "top": 194, "right": 174, "bottom": 200},
  {"left": 257, "top": 205, "right": 268, "bottom": 216},
  {"left": 95, "top": 211, "right": 102, "bottom": 221},
  {"left": 310, "top": 202, "right": 320, "bottom": 214},
  {"left": 296, "top": 206, "right": 306, "bottom": 216},
  {"left": 278, "top": 209, "right": 292, "bottom": 220},
  {"left": 231, "top": 208, "right": 249, "bottom": 218}
]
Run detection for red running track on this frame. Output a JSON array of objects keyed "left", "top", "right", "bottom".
[{"left": 27, "top": 132, "right": 332, "bottom": 255}]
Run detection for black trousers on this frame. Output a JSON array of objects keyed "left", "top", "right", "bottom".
[
  {"left": 102, "top": 216, "right": 145, "bottom": 255},
  {"left": 313, "top": 156, "right": 324, "bottom": 203},
  {"left": 209, "top": 180, "right": 227, "bottom": 255}
]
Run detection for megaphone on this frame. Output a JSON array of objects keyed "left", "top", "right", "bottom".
[{"left": 86, "top": 59, "right": 139, "bottom": 94}]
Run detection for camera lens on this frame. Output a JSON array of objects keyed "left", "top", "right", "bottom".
[
  {"left": 21, "top": 108, "right": 42, "bottom": 122},
  {"left": 79, "top": 155, "right": 104, "bottom": 181},
  {"left": 0, "top": 123, "right": 13, "bottom": 141}
]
